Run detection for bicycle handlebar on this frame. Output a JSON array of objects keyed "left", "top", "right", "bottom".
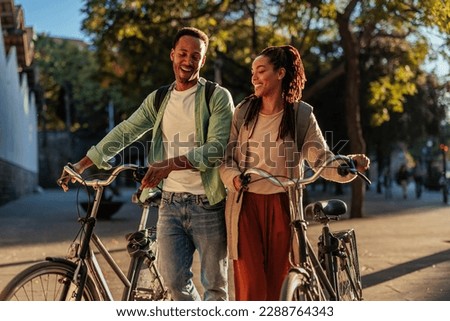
[
  {"left": 58, "top": 163, "right": 143, "bottom": 189},
  {"left": 242, "top": 155, "right": 371, "bottom": 189}
]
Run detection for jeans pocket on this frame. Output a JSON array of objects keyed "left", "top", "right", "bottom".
[
  {"left": 199, "top": 198, "right": 225, "bottom": 210},
  {"left": 161, "top": 195, "right": 171, "bottom": 207}
]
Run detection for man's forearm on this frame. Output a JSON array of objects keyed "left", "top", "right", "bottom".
[{"left": 168, "top": 155, "right": 193, "bottom": 171}]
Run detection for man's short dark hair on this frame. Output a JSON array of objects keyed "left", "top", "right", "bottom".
[{"left": 173, "top": 27, "right": 209, "bottom": 50}]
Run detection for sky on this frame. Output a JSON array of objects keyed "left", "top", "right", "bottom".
[
  {"left": 14, "top": 0, "right": 449, "bottom": 81},
  {"left": 15, "top": 0, "right": 88, "bottom": 41}
]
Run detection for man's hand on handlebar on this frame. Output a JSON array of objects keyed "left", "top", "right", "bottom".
[
  {"left": 57, "top": 165, "right": 73, "bottom": 192},
  {"left": 56, "top": 157, "right": 93, "bottom": 191}
]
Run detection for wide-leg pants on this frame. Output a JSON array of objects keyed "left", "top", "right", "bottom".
[{"left": 233, "top": 192, "right": 291, "bottom": 301}]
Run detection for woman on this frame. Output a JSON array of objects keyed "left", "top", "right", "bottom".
[{"left": 219, "top": 45, "right": 370, "bottom": 301}]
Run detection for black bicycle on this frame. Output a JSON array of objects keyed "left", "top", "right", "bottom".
[{"left": 240, "top": 155, "right": 370, "bottom": 301}]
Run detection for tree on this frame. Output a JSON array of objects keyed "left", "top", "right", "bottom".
[
  {"left": 77, "top": 0, "right": 449, "bottom": 218},
  {"left": 34, "top": 34, "right": 112, "bottom": 133},
  {"left": 273, "top": 0, "right": 450, "bottom": 217}
]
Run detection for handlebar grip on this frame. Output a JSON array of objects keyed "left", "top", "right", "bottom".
[
  {"left": 337, "top": 159, "right": 357, "bottom": 177},
  {"left": 337, "top": 158, "right": 372, "bottom": 185},
  {"left": 133, "top": 167, "right": 148, "bottom": 182},
  {"left": 240, "top": 173, "right": 251, "bottom": 186}
]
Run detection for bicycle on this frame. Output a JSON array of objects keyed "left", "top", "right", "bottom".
[
  {"left": 239, "top": 155, "right": 370, "bottom": 301},
  {"left": 0, "top": 163, "right": 170, "bottom": 301}
]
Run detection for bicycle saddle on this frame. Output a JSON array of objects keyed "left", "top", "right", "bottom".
[{"left": 305, "top": 199, "right": 347, "bottom": 217}]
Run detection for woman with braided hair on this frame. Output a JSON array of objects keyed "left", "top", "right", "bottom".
[{"left": 220, "top": 45, "right": 370, "bottom": 300}]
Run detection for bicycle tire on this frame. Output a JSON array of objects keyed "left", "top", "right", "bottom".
[
  {"left": 0, "top": 260, "right": 99, "bottom": 301},
  {"left": 279, "top": 269, "right": 318, "bottom": 301},
  {"left": 334, "top": 229, "right": 363, "bottom": 300}
]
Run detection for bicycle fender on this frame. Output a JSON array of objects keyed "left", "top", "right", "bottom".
[
  {"left": 45, "top": 257, "right": 77, "bottom": 268},
  {"left": 287, "top": 266, "right": 311, "bottom": 277}
]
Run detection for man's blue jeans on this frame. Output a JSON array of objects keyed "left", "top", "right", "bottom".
[{"left": 157, "top": 191, "right": 228, "bottom": 301}]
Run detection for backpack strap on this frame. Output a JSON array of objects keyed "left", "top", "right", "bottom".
[
  {"left": 235, "top": 98, "right": 313, "bottom": 151},
  {"left": 234, "top": 95, "right": 254, "bottom": 131},
  {"left": 294, "top": 101, "right": 313, "bottom": 150},
  {"left": 204, "top": 81, "right": 218, "bottom": 114},
  {"left": 154, "top": 85, "right": 170, "bottom": 113},
  {"left": 154, "top": 81, "right": 218, "bottom": 114}
]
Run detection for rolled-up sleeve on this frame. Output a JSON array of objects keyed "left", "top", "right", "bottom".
[
  {"left": 302, "top": 113, "right": 355, "bottom": 183},
  {"left": 186, "top": 86, "right": 233, "bottom": 171},
  {"left": 87, "top": 93, "right": 157, "bottom": 169}
]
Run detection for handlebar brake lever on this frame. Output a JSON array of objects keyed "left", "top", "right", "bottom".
[
  {"left": 57, "top": 163, "right": 78, "bottom": 191},
  {"left": 357, "top": 171, "right": 372, "bottom": 185},
  {"left": 336, "top": 157, "right": 371, "bottom": 185}
]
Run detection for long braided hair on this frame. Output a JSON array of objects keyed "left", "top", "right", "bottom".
[{"left": 244, "top": 45, "right": 306, "bottom": 139}]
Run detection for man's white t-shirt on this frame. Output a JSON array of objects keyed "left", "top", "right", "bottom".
[{"left": 161, "top": 85, "right": 205, "bottom": 194}]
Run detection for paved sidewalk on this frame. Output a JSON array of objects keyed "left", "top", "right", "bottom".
[{"left": 0, "top": 182, "right": 449, "bottom": 300}]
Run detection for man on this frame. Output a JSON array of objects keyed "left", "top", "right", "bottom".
[{"left": 59, "top": 27, "right": 233, "bottom": 300}]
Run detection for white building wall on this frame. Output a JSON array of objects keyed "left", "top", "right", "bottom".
[{"left": 0, "top": 20, "right": 38, "bottom": 173}]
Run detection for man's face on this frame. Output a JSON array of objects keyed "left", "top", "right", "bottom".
[{"left": 170, "top": 35, "right": 206, "bottom": 90}]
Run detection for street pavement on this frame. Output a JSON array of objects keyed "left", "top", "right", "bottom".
[{"left": 0, "top": 181, "right": 449, "bottom": 301}]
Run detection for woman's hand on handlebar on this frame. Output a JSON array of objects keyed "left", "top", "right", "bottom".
[
  {"left": 348, "top": 154, "right": 370, "bottom": 172},
  {"left": 337, "top": 154, "right": 371, "bottom": 185}
]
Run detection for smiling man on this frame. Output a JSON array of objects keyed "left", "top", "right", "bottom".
[{"left": 58, "top": 27, "right": 234, "bottom": 301}]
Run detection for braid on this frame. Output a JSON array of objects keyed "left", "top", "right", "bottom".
[
  {"left": 281, "top": 45, "right": 306, "bottom": 103},
  {"left": 279, "top": 45, "right": 306, "bottom": 139}
]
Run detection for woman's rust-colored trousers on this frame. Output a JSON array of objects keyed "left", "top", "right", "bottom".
[{"left": 233, "top": 192, "right": 291, "bottom": 301}]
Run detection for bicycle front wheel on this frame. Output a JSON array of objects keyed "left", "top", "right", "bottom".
[
  {"left": 0, "top": 260, "right": 99, "bottom": 301},
  {"left": 279, "top": 269, "right": 319, "bottom": 301}
]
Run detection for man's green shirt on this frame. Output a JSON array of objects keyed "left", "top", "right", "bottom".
[{"left": 87, "top": 78, "right": 234, "bottom": 205}]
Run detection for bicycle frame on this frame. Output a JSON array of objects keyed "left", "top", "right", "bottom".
[
  {"left": 244, "top": 155, "right": 368, "bottom": 301},
  {"left": 285, "top": 184, "right": 338, "bottom": 300},
  {"left": 60, "top": 164, "right": 159, "bottom": 301},
  {"left": 0, "top": 164, "right": 169, "bottom": 301}
]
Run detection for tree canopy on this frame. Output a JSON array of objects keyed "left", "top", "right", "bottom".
[{"left": 35, "top": 0, "right": 449, "bottom": 217}]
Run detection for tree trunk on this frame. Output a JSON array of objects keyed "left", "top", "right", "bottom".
[
  {"left": 337, "top": 3, "right": 367, "bottom": 218},
  {"left": 302, "top": 63, "right": 345, "bottom": 102}
]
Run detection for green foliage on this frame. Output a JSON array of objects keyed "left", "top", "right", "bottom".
[
  {"left": 34, "top": 35, "right": 110, "bottom": 132},
  {"left": 368, "top": 66, "right": 418, "bottom": 126},
  {"left": 35, "top": 0, "right": 448, "bottom": 150}
]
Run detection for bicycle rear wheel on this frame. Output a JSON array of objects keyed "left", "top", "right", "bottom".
[
  {"left": 279, "top": 269, "right": 319, "bottom": 301},
  {"left": 0, "top": 260, "right": 99, "bottom": 301},
  {"left": 334, "top": 229, "right": 363, "bottom": 300}
]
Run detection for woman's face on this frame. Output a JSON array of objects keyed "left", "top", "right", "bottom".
[{"left": 251, "top": 55, "right": 285, "bottom": 98}]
